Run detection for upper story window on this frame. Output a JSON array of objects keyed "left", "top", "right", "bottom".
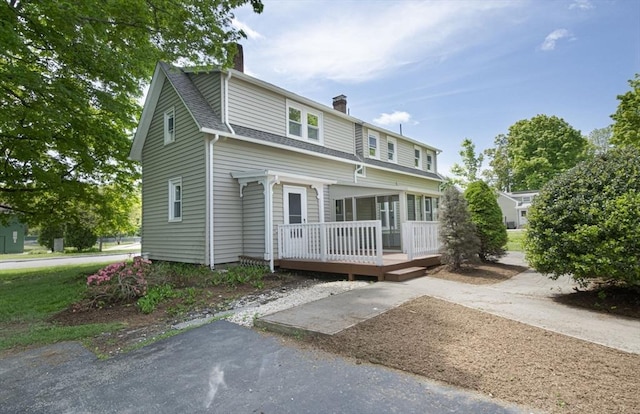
[
  {"left": 414, "top": 146, "right": 422, "bottom": 169},
  {"left": 426, "top": 151, "right": 434, "bottom": 172},
  {"left": 168, "top": 177, "right": 182, "bottom": 222},
  {"left": 387, "top": 137, "right": 397, "bottom": 163},
  {"left": 368, "top": 131, "right": 379, "bottom": 159},
  {"left": 164, "top": 108, "right": 175, "bottom": 145},
  {"left": 287, "top": 101, "right": 323, "bottom": 144}
]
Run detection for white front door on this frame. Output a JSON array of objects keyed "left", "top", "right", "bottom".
[{"left": 283, "top": 186, "right": 307, "bottom": 224}]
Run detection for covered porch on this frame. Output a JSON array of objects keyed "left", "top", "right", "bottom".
[{"left": 277, "top": 220, "right": 441, "bottom": 281}]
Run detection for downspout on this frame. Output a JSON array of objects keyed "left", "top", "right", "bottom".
[
  {"left": 268, "top": 176, "right": 278, "bottom": 273},
  {"left": 224, "top": 71, "right": 236, "bottom": 135},
  {"left": 207, "top": 134, "right": 220, "bottom": 268}
]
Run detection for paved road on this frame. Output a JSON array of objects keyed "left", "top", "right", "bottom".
[
  {"left": 0, "top": 321, "right": 528, "bottom": 414},
  {"left": 0, "top": 253, "right": 139, "bottom": 270}
]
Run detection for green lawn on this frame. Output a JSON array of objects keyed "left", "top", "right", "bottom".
[
  {"left": 0, "top": 263, "right": 124, "bottom": 352},
  {"left": 0, "top": 241, "right": 140, "bottom": 261},
  {"left": 506, "top": 229, "right": 526, "bottom": 252}
]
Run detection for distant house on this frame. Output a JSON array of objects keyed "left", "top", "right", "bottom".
[
  {"left": 129, "top": 47, "right": 444, "bottom": 276},
  {"left": 497, "top": 191, "right": 539, "bottom": 229},
  {"left": 0, "top": 215, "right": 26, "bottom": 254}
]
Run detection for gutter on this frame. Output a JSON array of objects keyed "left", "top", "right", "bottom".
[{"left": 207, "top": 134, "right": 220, "bottom": 268}]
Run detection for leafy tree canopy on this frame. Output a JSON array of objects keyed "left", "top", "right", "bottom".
[
  {"left": 1, "top": 0, "right": 262, "bottom": 226},
  {"left": 485, "top": 115, "right": 587, "bottom": 192},
  {"left": 525, "top": 147, "right": 640, "bottom": 288},
  {"left": 610, "top": 74, "right": 640, "bottom": 149},
  {"left": 586, "top": 126, "right": 612, "bottom": 156},
  {"left": 450, "top": 138, "right": 484, "bottom": 188}
]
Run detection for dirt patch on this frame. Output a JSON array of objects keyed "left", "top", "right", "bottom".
[
  {"left": 308, "top": 296, "right": 640, "bottom": 414},
  {"left": 49, "top": 272, "right": 319, "bottom": 357},
  {"left": 427, "top": 262, "right": 527, "bottom": 284}
]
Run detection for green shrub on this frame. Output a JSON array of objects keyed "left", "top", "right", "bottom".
[
  {"left": 525, "top": 147, "right": 640, "bottom": 288},
  {"left": 65, "top": 221, "right": 97, "bottom": 252},
  {"left": 438, "top": 186, "right": 480, "bottom": 270},
  {"left": 464, "top": 181, "right": 508, "bottom": 261},
  {"left": 137, "top": 284, "right": 177, "bottom": 314}
]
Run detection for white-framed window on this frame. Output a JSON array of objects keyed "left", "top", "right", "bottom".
[
  {"left": 164, "top": 108, "right": 175, "bottom": 145},
  {"left": 414, "top": 146, "right": 422, "bottom": 169},
  {"left": 426, "top": 152, "right": 434, "bottom": 172},
  {"left": 368, "top": 131, "right": 379, "bottom": 159},
  {"left": 355, "top": 164, "right": 366, "bottom": 178},
  {"left": 287, "top": 101, "right": 323, "bottom": 143},
  {"left": 387, "top": 137, "right": 397, "bottom": 163},
  {"left": 424, "top": 197, "right": 433, "bottom": 221},
  {"left": 168, "top": 177, "right": 182, "bottom": 222}
]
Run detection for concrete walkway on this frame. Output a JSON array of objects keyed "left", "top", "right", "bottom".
[{"left": 258, "top": 252, "right": 640, "bottom": 354}]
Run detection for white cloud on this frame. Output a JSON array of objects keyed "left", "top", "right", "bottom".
[
  {"left": 373, "top": 111, "right": 413, "bottom": 126},
  {"left": 569, "top": 0, "right": 594, "bottom": 10},
  {"left": 231, "top": 18, "right": 263, "bottom": 40},
  {"left": 540, "top": 29, "right": 573, "bottom": 51},
  {"left": 242, "top": 0, "right": 522, "bottom": 83}
]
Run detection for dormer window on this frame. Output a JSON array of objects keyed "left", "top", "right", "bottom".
[
  {"left": 164, "top": 108, "right": 175, "bottom": 145},
  {"left": 387, "top": 137, "right": 397, "bottom": 163},
  {"left": 426, "top": 152, "right": 434, "bottom": 172},
  {"left": 368, "top": 131, "right": 379, "bottom": 159},
  {"left": 287, "top": 100, "right": 323, "bottom": 143},
  {"left": 414, "top": 146, "right": 422, "bottom": 169}
]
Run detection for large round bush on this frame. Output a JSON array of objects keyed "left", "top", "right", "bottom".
[{"left": 525, "top": 147, "right": 640, "bottom": 288}]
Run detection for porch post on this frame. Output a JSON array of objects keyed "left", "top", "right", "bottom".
[{"left": 375, "top": 220, "right": 384, "bottom": 266}]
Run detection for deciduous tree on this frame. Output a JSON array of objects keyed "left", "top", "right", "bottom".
[
  {"left": 485, "top": 115, "right": 587, "bottom": 191},
  {"left": 610, "top": 74, "right": 640, "bottom": 149},
  {"left": 1, "top": 0, "right": 262, "bottom": 226},
  {"left": 450, "top": 138, "right": 484, "bottom": 188}
]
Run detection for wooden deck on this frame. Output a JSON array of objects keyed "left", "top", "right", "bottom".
[{"left": 276, "top": 253, "right": 441, "bottom": 282}]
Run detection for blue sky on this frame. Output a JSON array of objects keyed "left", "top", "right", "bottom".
[{"left": 232, "top": 0, "right": 639, "bottom": 175}]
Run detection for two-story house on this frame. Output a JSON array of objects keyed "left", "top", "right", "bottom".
[
  {"left": 497, "top": 191, "right": 539, "bottom": 229},
  {"left": 130, "top": 49, "right": 444, "bottom": 278}
]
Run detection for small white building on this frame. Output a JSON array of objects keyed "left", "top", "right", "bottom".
[{"left": 497, "top": 191, "right": 539, "bottom": 229}]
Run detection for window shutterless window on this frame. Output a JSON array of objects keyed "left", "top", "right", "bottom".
[
  {"left": 286, "top": 101, "right": 323, "bottom": 143},
  {"left": 387, "top": 137, "right": 397, "bottom": 163},
  {"left": 164, "top": 108, "right": 175, "bottom": 144},
  {"left": 368, "top": 131, "right": 379, "bottom": 159},
  {"left": 168, "top": 178, "right": 182, "bottom": 222},
  {"left": 426, "top": 152, "right": 433, "bottom": 171},
  {"left": 414, "top": 146, "right": 422, "bottom": 169}
]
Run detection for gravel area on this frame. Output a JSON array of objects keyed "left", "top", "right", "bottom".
[{"left": 173, "top": 280, "right": 369, "bottom": 329}]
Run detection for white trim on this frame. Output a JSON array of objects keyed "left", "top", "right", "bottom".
[
  {"left": 224, "top": 71, "right": 236, "bottom": 135},
  {"left": 368, "top": 130, "right": 379, "bottom": 159},
  {"left": 130, "top": 64, "right": 166, "bottom": 160},
  {"left": 168, "top": 177, "right": 182, "bottom": 222},
  {"left": 283, "top": 185, "right": 308, "bottom": 225},
  {"left": 286, "top": 99, "right": 324, "bottom": 144},
  {"left": 414, "top": 145, "right": 423, "bottom": 170},
  {"left": 387, "top": 136, "right": 397, "bottom": 163},
  {"left": 164, "top": 107, "right": 175, "bottom": 145}
]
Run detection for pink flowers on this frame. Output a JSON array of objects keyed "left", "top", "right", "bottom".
[{"left": 85, "top": 257, "right": 153, "bottom": 306}]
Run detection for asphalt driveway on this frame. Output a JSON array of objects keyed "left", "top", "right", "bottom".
[{"left": 0, "top": 321, "right": 528, "bottom": 414}]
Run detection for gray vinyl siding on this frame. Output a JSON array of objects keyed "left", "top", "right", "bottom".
[
  {"left": 227, "top": 77, "right": 355, "bottom": 155},
  {"left": 241, "top": 181, "right": 265, "bottom": 258},
  {"left": 141, "top": 80, "right": 207, "bottom": 264},
  {"left": 398, "top": 138, "right": 426, "bottom": 171},
  {"left": 190, "top": 72, "right": 222, "bottom": 116},
  {"left": 228, "top": 77, "right": 284, "bottom": 136},
  {"left": 322, "top": 112, "right": 354, "bottom": 154},
  {"left": 355, "top": 124, "right": 363, "bottom": 157},
  {"left": 212, "top": 138, "right": 354, "bottom": 263},
  {"left": 360, "top": 168, "right": 440, "bottom": 193}
]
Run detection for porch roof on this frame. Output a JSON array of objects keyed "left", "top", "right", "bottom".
[{"left": 231, "top": 169, "right": 337, "bottom": 187}]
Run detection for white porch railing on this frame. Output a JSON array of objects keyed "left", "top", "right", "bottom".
[
  {"left": 402, "top": 221, "right": 440, "bottom": 260},
  {"left": 278, "top": 220, "right": 383, "bottom": 265}
]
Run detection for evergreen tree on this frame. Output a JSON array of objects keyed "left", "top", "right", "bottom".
[
  {"left": 438, "top": 187, "right": 480, "bottom": 270},
  {"left": 464, "top": 181, "right": 507, "bottom": 262}
]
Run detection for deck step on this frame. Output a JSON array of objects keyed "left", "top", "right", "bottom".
[{"left": 384, "top": 266, "right": 427, "bottom": 282}]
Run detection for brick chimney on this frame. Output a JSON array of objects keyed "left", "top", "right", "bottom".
[
  {"left": 332, "top": 94, "right": 347, "bottom": 113},
  {"left": 233, "top": 44, "right": 244, "bottom": 72}
]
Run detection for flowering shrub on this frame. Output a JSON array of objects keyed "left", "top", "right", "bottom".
[{"left": 85, "top": 257, "right": 152, "bottom": 307}]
